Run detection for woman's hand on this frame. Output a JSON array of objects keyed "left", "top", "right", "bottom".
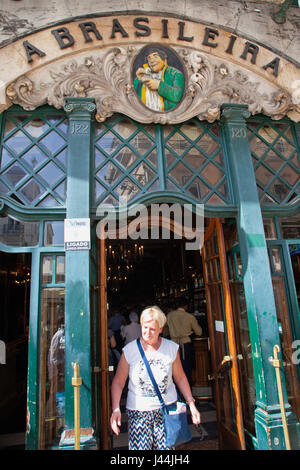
[
  {"left": 189, "top": 401, "right": 201, "bottom": 426},
  {"left": 110, "top": 408, "right": 122, "bottom": 436},
  {"left": 110, "top": 353, "right": 129, "bottom": 436}
]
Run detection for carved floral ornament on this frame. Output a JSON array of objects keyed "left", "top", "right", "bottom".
[{"left": 5, "top": 44, "right": 300, "bottom": 123}]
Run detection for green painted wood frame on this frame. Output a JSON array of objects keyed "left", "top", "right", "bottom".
[
  {"left": 221, "top": 103, "right": 300, "bottom": 450},
  {"left": 0, "top": 101, "right": 300, "bottom": 449}
]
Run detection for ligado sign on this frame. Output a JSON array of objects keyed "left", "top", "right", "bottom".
[{"left": 21, "top": 16, "right": 281, "bottom": 77}]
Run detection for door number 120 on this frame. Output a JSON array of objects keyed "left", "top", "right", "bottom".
[{"left": 231, "top": 127, "right": 247, "bottom": 139}]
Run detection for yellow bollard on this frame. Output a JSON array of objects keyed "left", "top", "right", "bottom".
[{"left": 72, "top": 362, "right": 82, "bottom": 450}]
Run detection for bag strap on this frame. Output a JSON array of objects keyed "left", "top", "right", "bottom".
[{"left": 136, "top": 338, "right": 165, "bottom": 408}]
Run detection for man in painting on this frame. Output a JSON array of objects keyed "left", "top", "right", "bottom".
[{"left": 134, "top": 48, "right": 184, "bottom": 112}]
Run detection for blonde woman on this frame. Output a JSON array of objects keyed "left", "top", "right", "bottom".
[{"left": 110, "top": 306, "right": 201, "bottom": 450}]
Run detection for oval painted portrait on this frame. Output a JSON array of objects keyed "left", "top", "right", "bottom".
[{"left": 133, "top": 45, "right": 185, "bottom": 113}]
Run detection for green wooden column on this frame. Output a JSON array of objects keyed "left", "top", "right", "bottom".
[
  {"left": 221, "top": 104, "right": 300, "bottom": 450},
  {"left": 59, "top": 98, "right": 96, "bottom": 449}
]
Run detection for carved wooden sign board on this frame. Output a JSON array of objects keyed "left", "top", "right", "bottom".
[{"left": 1, "top": 15, "right": 299, "bottom": 123}]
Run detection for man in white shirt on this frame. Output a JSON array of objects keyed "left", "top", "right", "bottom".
[
  {"left": 121, "top": 311, "right": 142, "bottom": 345},
  {"left": 166, "top": 297, "right": 202, "bottom": 389}
]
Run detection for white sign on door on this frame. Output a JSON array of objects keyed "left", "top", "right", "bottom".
[
  {"left": 64, "top": 218, "right": 91, "bottom": 250},
  {"left": 215, "top": 320, "right": 224, "bottom": 333}
]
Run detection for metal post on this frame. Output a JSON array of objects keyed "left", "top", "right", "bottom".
[{"left": 72, "top": 362, "right": 82, "bottom": 450}]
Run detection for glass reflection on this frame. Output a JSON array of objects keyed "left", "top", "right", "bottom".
[
  {"left": 279, "top": 215, "right": 300, "bottom": 239},
  {"left": 0, "top": 215, "right": 39, "bottom": 246},
  {"left": 42, "top": 256, "right": 53, "bottom": 284},
  {"left": 44, "top": 221, "right": 64, "bottom": 246},
  {"left": 39, "top": 288, "right": 65, "bottom": 449},
  {"left": 263, "top": 218, "right": 277, "bottom": 239}
]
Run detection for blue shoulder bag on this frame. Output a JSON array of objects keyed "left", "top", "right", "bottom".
[{"left": 136, "top": 338, "right": 192, "bottom": 447}]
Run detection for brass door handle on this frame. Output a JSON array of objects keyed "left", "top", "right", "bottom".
[
  {"left": 208, "top": 355, "right": 232, "bottom": 381},
  {"left": 271, "top": 345, "right": 291, "bottom": 450}
]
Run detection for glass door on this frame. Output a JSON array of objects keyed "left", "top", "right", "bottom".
[
  {"left": 38, "top": 254, "right": 65, "bottom": 449},
  {"left": 224, "top": 222, "right": 257, "bottom": 442},
  {"left": 268, "top": 244, "right": 300, "bottom": 422},
  {"left": 202, "top": 218, "right": 246, "bottom": 449}
]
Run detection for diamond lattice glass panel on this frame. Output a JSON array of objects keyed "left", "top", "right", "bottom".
[
  {"left": 111, "top": 117, "right": 137, "bottom": 139},
  {"left": 143, "top": 125, "right": 156, "bottom": 138},
  {"left": 250, "top": 137, "right": 269, "bottom": 158},
  {"left": 146, "top": 149, "right": 158, "bottom": 169},
  {"left": 56, "top": 120, "right": 68, "bottom": 137},
  {"left": 0, "top": 180, "right": 10, "bottom": 194},
  {"left": 39, "top": 131, "right": 66, "bottom": 154},
  {"left": 97, "top": 163, "right": 123, "bottom": 186},
  {"left": 187, "top": 177, "right": 210, "bottom": 200},
  {"left": 280, "top": 165, "right": 299, "bottom": 186},
  {"left": 247, "top": 120, "right": 300, "bottom": 205},
  {"left": 115, "top": 177, "right": 139, "bottom": 203},
  {"left": 0, "top": 111, "right": 68, "bottom": 207},
  {"left": 147, "top": 179, "right": 160, "bottom": 192},
  {"left": 165, "top": 119, "right": 229, "bottom": 204},
  {"left": 21, "top": 147, "right": 48, "bottom": 170},
  {"left": 269, "top": 180, "right": 290, "bottom": 202},
  {"left": 94, "top": 116, "right": 228, "bottom": 207},
  {"left": 169, "top": 161, "right": 193, "bottom": 186},
  {"left": 24, "top": 118, "right": 50, "bottom": 138},
  {"left": 95, "top": 148, "right": 106, "bottom": 167},
  {"left": 95, "top": 181, "right": 106, "bottom": 202},
  {"left": 115, "top": 147, "right": 139, "bottom": 170},
  {"left": 255, "top": 165, "right": 274, "bottom": 187},
  {"left": 101, "top": 194, "right": 119, "bottom": 206},
  {"left": 37, "top": 194, "right": 60, "bottom": 207},
  {"left": 55, "top": 149, "right": 67, "bottom": 169},
  {"left": 180, "top": 122, "right": 201, "bottom": 141},
  {"left": 97, "top": 131, "right": 122, "bottom": 154},
  {"left": 20, "top": 179, "right": 45, "bottom": 203},
  {"left": 216, "top": 182, "right": 229, "bottom": 200},
  {"left": 53, "top": 180, "right": 67, "bottom": 200},
  {"left": 165, "top": 149, "right": 177, "bottom": 169},
  {"left": 37, "top": 161, "right": 64, "bottom": 187},
  {"left": 1, "top": 148, "right": 14, "bottom": 169},
  {"left": 274, "top": 136, "right": 295, "bottom": 157},
  {"left": 2, "top": 162, "right": 27, "bottom": 186},
  {"left": 131, "top": 162, "right": 156, "bottom": 187},
  {"left": 129, "top": 133, "right": 154, "bottom": 156},
  {"left": 197, "top": 134, "right": 219, "bottom": 155},
  {"left": 166, "top": 178, "right": 179, "bottom": 192},
  {"left": 4, "top": 118, "right": 17, "bottom": 137},
  {"left": 200, "top": 162, "right": 224, "bottom": 187},
  {"left": 166, "top": 132, "right": 191, "bottom": 156},
  {"left": 94, "top": 116, "right": 158, "bottom": 206},
  {"left": 206, "top": 193, "right": 226, "bottom": 204},
  {"left": 184, "top": 150, "right": 207, "bottom": 171},
  {"left": 263, "top": 150, "right": 284, "bottom": 172},
  {"left": 5, "top": 130, "right": 32, "bottom": 154}
]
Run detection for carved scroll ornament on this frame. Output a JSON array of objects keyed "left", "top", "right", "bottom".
[{"left": 6, "top": 45, "right": 299, "bottom": 123}]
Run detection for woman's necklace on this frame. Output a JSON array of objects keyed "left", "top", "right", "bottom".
[{"left": 141, "top": 337, "right": 161, "bottom": 351}]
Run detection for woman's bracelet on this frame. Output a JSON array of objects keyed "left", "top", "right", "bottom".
[
  {"left": 186, "top": 398, "right": 195, "bottom": 405},
  {"left": 112, "top": 407, "right": 120, "bottom": 413}
]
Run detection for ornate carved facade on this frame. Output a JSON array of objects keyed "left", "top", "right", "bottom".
[{"left": 5, "top": 44, "right": 300, "bottom": 124}]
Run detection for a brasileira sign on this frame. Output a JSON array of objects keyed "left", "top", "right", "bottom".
[
  {"left": 23, "top": 17, "right": 281, "bottom": 77},
  {"left": 2, "top": 15, "right": 300, "bottom": 123}
]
